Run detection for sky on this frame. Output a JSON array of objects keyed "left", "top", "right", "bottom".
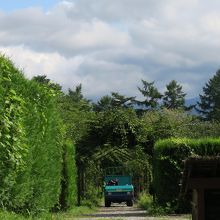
[{"left": 0, "top": 0, "right": 220, "bottom": 100}]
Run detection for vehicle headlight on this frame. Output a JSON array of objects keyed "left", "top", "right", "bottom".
[
  {"left": 108, "top": 192, "right": 112, "bottom": 195},
  {"left": 127, "top": 192, "right": 131, "bottom": 195}
]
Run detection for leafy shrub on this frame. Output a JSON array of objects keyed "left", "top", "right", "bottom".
[
  {"left": 154, "top": 137, "right": 220, "bottom": 212},
  {"left": 137, "top": 192, "right": 173, "bottom": 216},
  {"left": 137, "top": 192, "right": 154, "bottom": 209}
]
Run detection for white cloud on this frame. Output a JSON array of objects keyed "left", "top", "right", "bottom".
[
  {"left": 72, "top": 19, "right": 131, "bottom": 49},
  {"left": 0, "top": 45, "right": 83, "bottom": 85},
  {"left": 0, "top": 45, "right": 145, "bottom": 98},
  {"left": 0, "top": 0, "right": 220, "bottom": 99}
]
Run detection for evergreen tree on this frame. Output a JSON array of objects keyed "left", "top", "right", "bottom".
[
  {"left": 59, "top": 83, "right": 93, "bottom": 141},
  {"left": 93, "top": 92, "right": 135, "bottom": 112},
  {"left": 137, "top": 80, "right": 162, "bottom": 110},
  {"left": 111, "top": 92, "right": 135, "bottom": 108},
  {"left": 32, "top": 75, "right": 62, "bottom": 91},
  {"left": 67, "top": 84, "right": 91, "bottom": 111},
  {"left": 197, "top": 70, "right": 220, "bottom": 121},
  {"left": 162, "top": 80, "right": 186, "bottom": 109},
  {"left": 93, "top": 95, "right": 113, "bottom": 112},
  {"left": 68, "top": 84, "right": 84, "bottom": 103}
]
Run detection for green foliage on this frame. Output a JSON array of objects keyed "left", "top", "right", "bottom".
[
  {"left": 77, "top": 108, "right": 145, "bottom": 163},
  {"left": 125, "top": 146, "right": 152, "bottom": 192},
  {"left": 110, "top": 92, "right": 135, "bottom": 109},
  {"left": 153, "top": 137, "right": 220, "bottom": 211},
  {"left": 184, "top": 121, "right": 220, "bottom": 138},
  {"left": 0, "top": 55, "right": 67, "bottom": 213},
  {"left": 32, "top": 75, "right": 62, "bottom": 92},
  {"left": 90, "top": 145, "right": 152, "bottom": 197},
  {"left": 59, "top": 85, "right": 94, "bottom": 143},
  {"left": 197, "top": 69, "right": 220, "bottom": 121},
  {"left": 26, "top": 82, "right": 63, "bottom": 213},
  {"left": 0, "top": 56, "right": 28, "bottom": 210},
  {"left": 0, "top": 210, "right": 30, "bottom": 220},
  {"left": 141, "top": 109, "right": 220, "bottom": 155},
  {"left": 138, "top": 192, "right": 154, "bottom": 209},
  {"left": 137, "top": 192, "right": 173, "bottom": 216},
  {"left": 58, "top": 84, "right": 94, "bottom": 206},
  {"left": 93, "top": 92, "right": 135, "bottom": 112},
  {"left": 0, "top": 205, "right": 97, "bottom": 220},
  {"left": 137, "top": 80, "right": 162, "bottom": 110},
  {"left": 92, "top": 145, "right": 131, "bottom": 166},
  {"left": 81, "top": 182, "right": 102, "bottom": 208},
  {"left": 65, "top": 141, "right": 77, "bottom": 208},
  {"left": 54, "top": 206, "right": 96, "bottom": 218},
  {"left": 93, "top": 95, "right": 113, "bottom": 112},
  {"left": 32, "top": 75, "right": 78, "bottom": 211},
  {"left": 76, "top": 108, "right": 152, "bottom": 203},
  {"left": 68, "top": 84, "right": 84, "bottom": 103},
  {"left": 59, "top": 140, "right": 77, "bottom": 209},
  {"left": 162, "top": 80, "right": 186, "bottom": 109},
  {"left": 141, "top": 109, "right": 194, "bottom": 154}
]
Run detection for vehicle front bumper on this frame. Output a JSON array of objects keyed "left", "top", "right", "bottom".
[{"left": 105, "top": 192, "right": 134, "bottom": 202}]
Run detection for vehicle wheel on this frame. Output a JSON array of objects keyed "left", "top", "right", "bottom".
[
  {"left": 126, "top": 200, "right": 133, "bottom": 207},
  {"left": 105, "top": 199, "right": 111, "bottom": 207}
]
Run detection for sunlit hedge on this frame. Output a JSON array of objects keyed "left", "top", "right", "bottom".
[
  {"left": 154, "top": 138, "right": 220, "bottom": 211},
  {"left": 0, "top": 55, "right": 76, "bottom": 213}
]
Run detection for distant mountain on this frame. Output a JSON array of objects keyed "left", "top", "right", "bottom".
[
  {"left": 185, "top": 97, "right": 199, "bottom": 115},
  {"left": 185, "top": 97, "right": 199, "bottom": 107}
]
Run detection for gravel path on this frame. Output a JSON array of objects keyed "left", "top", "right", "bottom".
[{"left": 76, "top": 203, "right": 191, "bottom": 220}]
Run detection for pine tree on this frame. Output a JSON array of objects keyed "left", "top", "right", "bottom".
[
  {"left": 93, "top": 92, "right": 135, "bottom": 112},
  {"left": 163, "top": 80, "right": 186, "bottom": 109},
  {"left": 197, "top": 70, "right": 220, "bottom": 121},
  {"left": 93, "top": 95, "right": 113, "bottom": 112},
  {"left": 111, "top": 92, "right": 135, "bottom": 108},
  {"left": 137, "top": 80, "right": 162, "bottom": 110}
]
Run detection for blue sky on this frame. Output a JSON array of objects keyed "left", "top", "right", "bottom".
[
  {"left": 0, "top": 0, "right": 59, "bottom": 11},
  {"left": 0, "top": 0, "right": 219, "bottom": 100}
]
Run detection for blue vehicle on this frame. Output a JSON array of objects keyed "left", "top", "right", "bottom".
[{"left": 104, "top": 175, "right": 134, "bottom": 207}]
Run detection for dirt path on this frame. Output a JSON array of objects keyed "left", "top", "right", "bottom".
[{"left": 76, "top": 204, "right": 191, "bottom": 220}]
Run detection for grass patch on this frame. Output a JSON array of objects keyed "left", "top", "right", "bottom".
[
  {"left": 0, "top": 211, "right": 27, "bottom": 220},
  {"left": 0, "top": 211, "right": 54, "bottom": 220},
  {"left": 53, "top": 206, "right": 97, "bottom": 219},
  {"left": 0, "top": 206, "right": 96, "bottom": 220}
]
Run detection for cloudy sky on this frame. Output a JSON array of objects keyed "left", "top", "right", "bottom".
[{"left": 0, "top": 0, "right": 220, "bottom": 100}]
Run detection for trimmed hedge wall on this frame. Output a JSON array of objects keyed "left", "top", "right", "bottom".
[
  {"left": 154, "top": 138, "right": 220, "bottom": 210},
  {"left": 60, "top": 140, "right": 77, "bottom": 209},
  {"left": 0, "top": 55, "right": 76, "bottom": 213}
]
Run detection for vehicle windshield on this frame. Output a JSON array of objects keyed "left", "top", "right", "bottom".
[{"left": 106, "top": 179, "right": 119, "bottom": 186}]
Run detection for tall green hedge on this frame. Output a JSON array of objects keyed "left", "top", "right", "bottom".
[
  {"left": 0, "top": 55, "right": 76, "bottom": 213},
  {"left": 0, "top": 56, "right": 31, "bottom": 210},
  {"left": 59, "top": 140, "right": 77, "bottom": 209},
  {"left": 154, "top": 138, "right": 220, "bottom": 211}
]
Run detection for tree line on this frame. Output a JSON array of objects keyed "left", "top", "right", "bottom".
[
  {"left": 34, "top": 68, "right": 220, "bottom": 121},
  {"left": 93, "top": 79, "right": 189, "bottom": 112}
]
